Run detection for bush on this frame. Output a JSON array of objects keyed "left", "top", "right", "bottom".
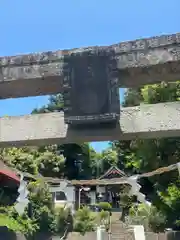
[
  {"left": 98, "top": 210, "right": 110, "bottom": 230},
  {"left": 98, "top": 202, "right": 112, "bottom": 211},
  {"left": 74, "top": 206, "right": 95, "bottom": 235},
  {"left": 0, "top": 181, "right": 56, "bottom": 236},
  {"left": 0, "top": 208, "right": 38, "bottom": 237},
  {"left": 55, "top": 207, "right": 73, "bottom": 235},
  {"left": 0, "top": 181, "right": 75, "bottom": 237},
  {"left": 33, "top": 206, "right": 56, "bottom": 233},
  {"left": 128, "top": 203, "right": 166, "bottom": 232},
  {"left": 0, "top": 214, "right": 23, "bottom": 233},
  {"left": 15, "top": 214, "right": 39, "bottom": 237},
  {"left": 28, "top": 181, "right": 56, "bottom": 233},
  {"left": 0, "top": 206, "right": 10, "bottom": 214}
]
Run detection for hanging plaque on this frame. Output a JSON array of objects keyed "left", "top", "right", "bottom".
[{"left": 63, "top": 48, "right": 120, "bottom": 126}]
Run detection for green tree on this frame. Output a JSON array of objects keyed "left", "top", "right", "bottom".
[
  {"left": 122, "top": 88, "right": 143, "bottom": 107},
  {"left": 32, "top": 94, "right": 95, "bottom": 180},
  {"left": 0, "top": 147, "right": 39, "bottom": 175},
  {"left": 28, "top": 180, "right": 56, "bottom": 233},
  {"left": 111, "top": 81, "right": 180, "bottom": 229},
  {"left": 159, "top": 181, "right": 180, "bottom": 229},
  {"left": 0, "top": 181, "right": 55, "bottom": 236},
  {"left": 55, "top": 207, "right": 73, "bottom": 236},
  {"left": 90, "top": 148, "right": 120, "bottom": 178},
  {"left": 32, "top": 94, "right": 64, "bottom": 113},
  {"left": 129, "top": 203, "right": 166, "bottom": 232},
  {"left": 37, "top": 146, "right": 65, "bottom": 178},
  {"left": 101, "top": 148, "right": 118, "bottom": 171}
]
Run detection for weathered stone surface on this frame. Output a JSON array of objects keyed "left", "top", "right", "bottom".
[
  {"left": 1, "top": 102, "right": 180, "bottom": 147},
  {"left": 1, "top": 33, "right": 180, "bottom": 99},
  {"left": 0, "top": 33, "right": 180, "bottom": 67},
  {"left": 1, "top": 63, "right": 63, "bottom": 82}
]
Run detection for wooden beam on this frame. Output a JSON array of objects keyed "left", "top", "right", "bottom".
[
  {"left": 1, "top": 102, "right": 180, "bottom": 147},
  {"left": 0, "top": 33, "right": 180, "bottom": 99}
]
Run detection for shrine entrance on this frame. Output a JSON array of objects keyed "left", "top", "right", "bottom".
[
  {"left": 71, "top": 166, "right": 130, "bottom": 210},
  {"left": 98, "top": 166, "right": 127, "bottom": 209},
  {"left": 105, "top": 185, "right": 122, "bottom": 209}
]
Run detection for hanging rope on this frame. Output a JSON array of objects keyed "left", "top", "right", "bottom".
[
  {"left": 11, "top": 161, "right": 180, "bottom": 213},
  {"left": 125, "top": 162, "right": 180, "bottom": 204}
]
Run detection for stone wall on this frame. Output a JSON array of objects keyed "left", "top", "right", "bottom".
[
  {"left": 145, "top": 231, "right": 180, "bottom": 240},
  {"left": 61, "top": 231, "right": 180, "bottom": 240},
  {"left": 66, "top": 231, "right": 180, "bottom": 240},
  {"left": 1, "top": 228, "right": 180, "bottom": 240},
  {"left": 66, "top": 232, "right": 108, "bottom": 240},
  {"left": 146, "top": 232, "right": 165, "bottom": 240}
]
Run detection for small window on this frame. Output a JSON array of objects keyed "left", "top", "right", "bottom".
[{"left": 55, "top": 191, "right": 67, "bottom": 201}]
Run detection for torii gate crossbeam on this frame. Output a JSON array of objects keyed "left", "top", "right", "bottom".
[{"left": 0, "top": 102, "right": 180, "bottom": 147}]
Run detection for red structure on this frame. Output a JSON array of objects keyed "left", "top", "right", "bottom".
[
  {"left": 0, "top": 161, "right": 20, "bottom": 205},
  {"left": 0, "top": 161, "right": 20, "bottom": 190}
]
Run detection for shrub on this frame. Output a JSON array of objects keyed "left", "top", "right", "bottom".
[
  {"left": 98, "top": 210, "right": 110, "bottom": 230},
  {"left": 0, "top": 181, "right": 75, "bottom": 237},
  {"left": 74, "top": 206, "right": 95, "bottom": 235},
  {"left": 0, "top": 214, "right": 23, "bottom": 232},
  {"left": 28, "top": 181, "right": 56, "bottom": 233},
  {"left": 55, "top": 207, "right": 73, "bottom": 235},
  {"left": 0, "top": 181, "right": 57, "bottom": 236},
  {"left": 98, "top": 202, "right": 112, "bottom": 211},
  {"left": 15, "top": 214, "right": 39, "bottom": 237},
  {"left": 128, "top": 203, "right": 166, "bottom": 232},
  {"left": 0, "top": 210, "right": 38, "bottom": 237},
  {"left": 33, "top": 206, "right": 56, "bottom": 233}
]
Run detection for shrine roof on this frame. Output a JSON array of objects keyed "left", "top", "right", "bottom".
[
  {"left": 99, "top": 165, "right": 126, "bottom": 180},
  {"left": 41, "top": 166, "right": 127, "bottom": 186},
  {"left": 0, "top": 161, "right": 20, "bottom": 183},
  {"left": 41, "top": 176, "right": 129, "bottom": 186},
  {"left": 71, "top": 177, "right": 130, "bottom": 186}
]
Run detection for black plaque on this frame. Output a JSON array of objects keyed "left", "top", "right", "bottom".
[{"left": 63, "top": 49, "right": 120, "bottom": 126}]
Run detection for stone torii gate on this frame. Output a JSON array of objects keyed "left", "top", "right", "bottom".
[{"left": 1, "top": 32, "right": 180, "bottom": 147}]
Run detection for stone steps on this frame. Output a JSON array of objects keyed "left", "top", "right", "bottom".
[{"left": 110, "top": 219, "right": 135, "bottom": 240}]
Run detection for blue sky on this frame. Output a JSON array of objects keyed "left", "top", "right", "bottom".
[{"left": 0, "top": 0, "right": 180, "bottom": 152}]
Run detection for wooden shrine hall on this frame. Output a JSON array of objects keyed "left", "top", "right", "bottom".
[{"left": 71, "top": 166, "right": 129, "bottom": 209}]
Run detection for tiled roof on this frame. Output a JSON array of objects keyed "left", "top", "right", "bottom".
[
  {"left": 42, "top": 176, "right": 129, "bottom": 186},
  {"left": 0, "top": 160, "right": 20, "bottom": 183},
  {"left": 71, "top": 177, "right": 130, "bottom": 186},
  {"left": 99, "top": 166, "right": 126, "bottom": 180}
]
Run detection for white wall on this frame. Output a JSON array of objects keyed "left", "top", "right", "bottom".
[{"left": 49, "top": 185, "right": 75, "bottom": 213}]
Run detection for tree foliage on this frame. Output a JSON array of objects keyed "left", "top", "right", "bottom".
[
  {"left": 26, "top": 181, "right": 56, "bottom": 234},
  {"left": 73, "top": 207, "right": 95, "bottom": 235},
  {"left": 112, "top": 82, "right": 180, "bottom": 229},
  {"left": 129, "top": 203, "right": 166, "bottom": 232}
]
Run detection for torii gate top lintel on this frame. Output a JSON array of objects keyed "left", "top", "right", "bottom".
[{"left": 1, "top": 32, "right": 180, "bottom": 99}]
